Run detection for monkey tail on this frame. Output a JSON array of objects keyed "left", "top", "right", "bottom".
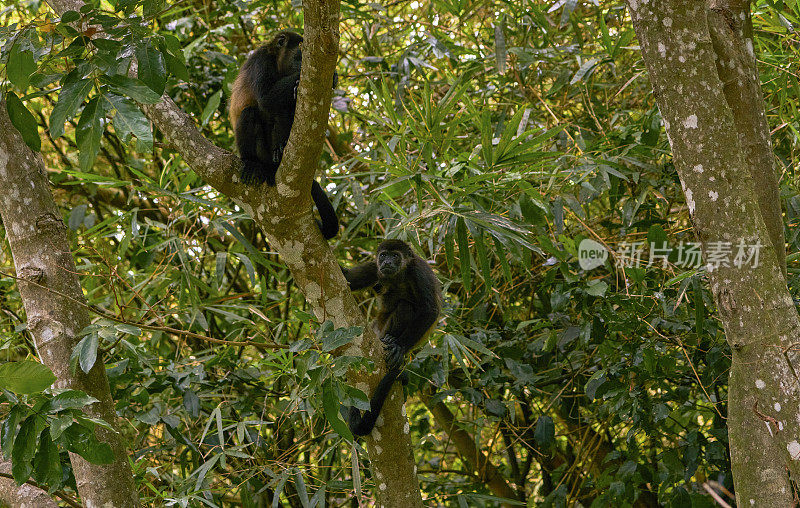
[
  {"left": 311, "top": 180, "right": 339, "bottom": 240},
  {"left": 346, "top": 367, "right": 403, "bottom": 436}
]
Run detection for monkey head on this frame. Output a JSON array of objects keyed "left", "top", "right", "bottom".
[
  {"left": 376, "top": 240, "right": 413, "bottom": 278},
  {"left": 271, "top": 30, "right": 303, "bottom": 76}
]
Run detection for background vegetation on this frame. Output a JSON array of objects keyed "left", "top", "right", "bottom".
[{"left": 1, "top": 0, "right": 799, "bottom": 505}]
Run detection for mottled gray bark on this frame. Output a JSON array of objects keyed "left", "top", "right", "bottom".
[
  {"left": 707, "top": 0, "right": 785, "bottom": 277},
  {"left": 41, "top": 0, "right": 424, "bottom": 504},
  {"left": 626, "top": 0, "right": 800, "bottom": 504},
  {"left": 0, "top": 462, "right": 59, "bottom": 508},
  {"left": 0, "top": 102, "right": 139, "bottom": 507}
]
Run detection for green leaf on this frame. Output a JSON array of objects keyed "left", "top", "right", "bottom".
[
  {"left": 75, "top": 95, "right": 108, "bottom": 171},
  {"left": 456, "top": 217, "right": 472, "bottom": 292},
  {"left": 70, "top": 334, "right": 99, "bottom": 374},
  {"left": 68, "top": 204, "right": 88, "bottom": 230},
  {"left": 321, "top": 325, "right": 362, "bottom": 352},
  {"left": 0, "top": 361, "right": 56, "bottom": 394},
  {"left": 50, "top": 415, "right": 72, "bottom": 440},
  {"left": 215, "top": 252, "right": 227, "bottom": 290},
  {"left": 135, "top": 41, "right": 166, "bottom": 96},
  {"left": 492, "top": 236, "right": 513, "bottom": 284},
  {"left": 473, "top": 230, "right": 492, "bottom": 292},
  {"left": 201, "top": 89, "right": 222, "bottom": 126},
  {"left": 1, "top": 405, "right": 25, "bottom": 457},
  {"left": 49, "top": 78, "right": 93, "bottom": 139},
  {"left": 584, "top": 370, "right": 606, "bottom": 400},
  {"left": 50, "top": 390, "right": 99, "bottom": 411},
  {"left": 32, "top": 430, "right": 62, "bottom": 488},
  {"left": 217, "top": 221, "right": 271, "bottom": 268},
  {"left": 7, "top": 46, "right": 36, "bottom": 91},
  {"left": 61, "top": 10, "right": 80, "bottom": 23},
  {"left": 295, "top": 471, "right": 310, "bottom": 507},
  {"left": 233, "top": 252, "right": 256, "bottom": 286},
  {"left": 11, "top": 417, "right": 38, "bottom": 483},
  {"left": 443, "top": 218, "right": 455, "bottom": 270},
  {"left": 5, "top": 92, "right": 41, "bottom": 152},
  {"left": 560, "top": 0, "right": 578, "bottom": 25},
  {"left": 322, "top": 379, "right": 353, "bottom": 440},
  {"left": 693, "top": 276, "right": 706, "bottom": 336},
  {"left": 106, "top": 94, "right": 153, "bottom": 147},
  {"left": 192, "top": 453, "right": 221, "bottom": 491},
  {"left": 100, "top": 75, "right": 160, "bottom": 104},
  {"left": 533, "top": 415, "right": 555, "bottom": 447},
  {"left": 571, "top": 57, "right": 601, "bottom": 85},
  {"left": 165, "top": 51, "right": 189, "bottom": 81},
  {"left": 585, "top": 279, "right": 608, "bottom": 297},
  {"left": 64, "top": 424, "right": 114, "bottom": 464},
  {"left": 183, "top": 390, "right": 200, "bottom": 417},
  {"left": 653, "top": 403, "right": 670, "bottom": 423},
  {"left": 115, "top": 323, "right": 141, "bottom": 336},
  {"left": 493, "top": 21, "right": 506, "bottom": 74}
]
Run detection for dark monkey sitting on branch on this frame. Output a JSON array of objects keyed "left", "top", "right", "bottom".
[
  {"left": 341, "top": 239, "right": 441, "bottom": 436},
  {"left": 229, "top": 30, "right": 339, "bottom": 239}
]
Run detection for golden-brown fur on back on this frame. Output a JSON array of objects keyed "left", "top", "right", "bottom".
[
  {"left": 228, "top": 30, "right": 302, "bottom": 129},
  {"left": 229, "top": 70, "right": 254, "bottom": 129}
]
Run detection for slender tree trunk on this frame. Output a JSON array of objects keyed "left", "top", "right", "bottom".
[
  {"left": 625, "top": 0, "right": 800, "bottom": 503},
  {"left": 0, "top": 102, "right": 139, "bottom": 506},
  {"left": 706, "top": 0, "right": 785, "bottom": 278},
  {"left": 422, "top": 394, "right": 518, "bottom": 507}
]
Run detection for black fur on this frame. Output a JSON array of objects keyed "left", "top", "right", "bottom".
[
  {"left": 341, "top": 240, "right": 441, "bottom": 436},
  {"left": 231, "top": 30, "right": 339, "bottom": 239}
]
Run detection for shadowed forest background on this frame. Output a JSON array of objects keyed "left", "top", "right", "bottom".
[{"left": 1, "top": 0, "right": 799, "bottom": 506}]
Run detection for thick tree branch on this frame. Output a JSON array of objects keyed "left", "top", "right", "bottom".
[{"left": 0, "top": 462, "right": 60, "bottom": 508}]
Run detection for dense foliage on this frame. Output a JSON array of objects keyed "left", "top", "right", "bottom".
[{"left": 1, "top": 0, "right": 798, "bottom": 506}]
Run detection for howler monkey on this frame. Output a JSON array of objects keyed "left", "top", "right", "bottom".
[
  {"left": 229, "top": 30, "right": 339, "bottom": 239},
  {"left": 341, "top": 239, "right": 441, "bottom": 436}
]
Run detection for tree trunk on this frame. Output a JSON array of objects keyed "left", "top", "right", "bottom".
[
  {"left": 625, "top": 0, "right": 800, "bottom": 503},
  {"left": 0, "top": 102, "right": 139, "bottom": 506}
]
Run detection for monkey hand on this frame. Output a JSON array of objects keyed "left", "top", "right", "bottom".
[
  {"left": 272, "top": 147, "right": 282, "bottom": 165},
  {"left": 381, "top": 335, "right": 405, "bottom": 370},
  {"left": 293, "top": 79, "right": 300, "bottom": 100},
  {"left": 240, "top": 160, "right": 275, "bottom": 186}
]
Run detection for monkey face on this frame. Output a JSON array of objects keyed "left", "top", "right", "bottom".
[
  {"left": 274, "top": 31, "right": 303, "bottom": 76},
  {"left": 377, "top": 250, "right": 404, "bottom": 277}
]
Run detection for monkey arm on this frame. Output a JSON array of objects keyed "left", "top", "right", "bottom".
[
  {"left": 341, "top": 262, "right": 379, "bottom": 291},
  {"left": 381, "top": 258, "right": 441, "bottom": 365},
  {"left": 380, "top": 300, "right": 438, "bottom": 369},
  {"left": 244, "top": 49, "right": 279, "bottom": 109},
  {"left": 261, "top": 73, "right": 300, "bottom": 115},
  {"left": 260, "top": 74, "right": 300, "bottom": 166}
]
